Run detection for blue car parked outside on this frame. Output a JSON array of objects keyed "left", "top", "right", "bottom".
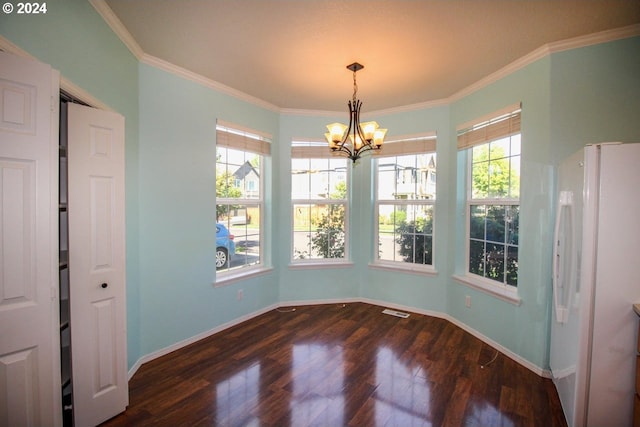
[{"left": 216, "top": 223, "right": 236, "bottom": 270}]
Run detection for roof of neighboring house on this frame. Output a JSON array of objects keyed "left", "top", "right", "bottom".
[{"left": 233, "top": 161, "right": 260, "bottom": 180}]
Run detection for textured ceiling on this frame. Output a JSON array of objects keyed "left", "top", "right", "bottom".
[{"left": 104, "top": 0, "right": 640, "bottom": 112}]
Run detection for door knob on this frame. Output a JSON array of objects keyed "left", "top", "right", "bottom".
[{"left": 101, "top": 283, "right": 108, "bottom": 289}]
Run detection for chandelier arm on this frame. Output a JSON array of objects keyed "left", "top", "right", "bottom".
[
  {"left": 339, "top": 99, "right": 357, "bottom": 155},
  {"left": 353, "top": 99, "right": 369, "bottom": 144},
  {"left": 326, "top": 62, "right": 385, "bottom": 164}
]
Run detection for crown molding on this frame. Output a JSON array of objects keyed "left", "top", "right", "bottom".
[
  {"left": 547, "top": 23, "right": 640, "bottom": 55},
  {"left": 140, "top": 53, "right": 280, "bottom": 113},
  {"left": 89, "top": 0, "right": 144, "bottom": 60},
  {"left": 90, "top": 0, "right": 640, "bottom": 115},
  {"left": 280, "top": 108, "right": 348, "bottom": 118},
  {"left": 448, "top": 23, "right": 640, "bottom": 103},
  {"left": 371, "top": 98, "right": 451, "bottom": 116},
  {"left": 281, "top": 97, "right": 450, "bottom": 118},
  {"left": 0, "top": 35, "right": 113, "bottom": 111},
  {"left": 0, "top": 34, "right": 37, "bottom": 58},
  {"left": 60, "top": 78, "right": 114, "bottom": 112},
  {"left": 90, "top": 0, "right": 279, "bottom": 112},
  {"left": 448, "top": 44, "right": 551, "bottom": 103}
]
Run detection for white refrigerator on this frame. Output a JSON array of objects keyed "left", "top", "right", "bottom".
[{"left": 551, "top": 142, "right": 640, "bottom": 427}]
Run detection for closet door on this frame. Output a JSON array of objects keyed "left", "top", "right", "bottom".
[
  {"left": 67, "top": 103, "right": 127, "bottom": 426},
  {"left": 0, "top": 52, "right": 60, "bottom": 426}
]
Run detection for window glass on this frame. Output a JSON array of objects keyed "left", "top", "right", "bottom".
[
  {"left": 467, "top": 134, "right": 520, "bottom": 286},
  {"left": 375, "top": 150, "right": 436, "bottom": 269},
  {"left": 216, "top": 146, "right": 263, "bottom": 273},
  {"left": 291, "top": 152, "right": 348, "bottom": 262}
]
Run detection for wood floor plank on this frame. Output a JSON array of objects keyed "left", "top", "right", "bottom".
[{"left": 100, "top": 303, "right": 567, "bottom": 427}]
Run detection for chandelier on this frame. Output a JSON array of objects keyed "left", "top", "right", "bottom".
[{"left": 325, "top": 62, "right": 386, "bottom": 163}]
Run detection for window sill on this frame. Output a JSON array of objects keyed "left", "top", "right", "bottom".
[
  {"left": 288, "top": 260, "right": 355, "bottom": 270},
  {"left": 452, "top": 274, "right": 521, "bottom": 306},
  {"left": 369, "top": 262, "right": 438, "bottom": 277},
  {"left": 214, "top": 266, "right": 273, "bottom": 287}
]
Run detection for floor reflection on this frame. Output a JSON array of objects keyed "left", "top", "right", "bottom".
[
  {"left": 465, "top": 400, "right": 516, "bottom": 427},
  {"left": 100, "top": 303, "right": 563, "bottom": 427},
  {"left": 374, "top": 346, "right": 433, "bottom": 427},
  {"left": 210, "top": 325, "right": 516, "bottom": 427},
  {"left": 216, "top": 362, "right": 261, "bottom": 426},
  {"left": 290, "top": 343, "right": 345, "bottom": 426}
]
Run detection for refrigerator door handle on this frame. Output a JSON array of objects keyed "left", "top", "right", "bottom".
[{"left": 553, "top": 190, "right": 576, "bottom": 324}]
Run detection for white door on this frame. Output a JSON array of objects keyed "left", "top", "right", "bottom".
[
  {"left": 0, "top": 52, "right": 60, "bottom": 426},
  {"left": 550, "top": 147, "right": 584, "bottom": 427},
  {"left": 67, "top": 103, "right": 127, "bottom": 426},
  {"left": 584, "top": 143, "right": 640, "bottom": 427}
]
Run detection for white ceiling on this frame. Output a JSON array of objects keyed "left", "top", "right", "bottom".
[{"left": 103, "top": 0, "right": 640, "bottom": 112}]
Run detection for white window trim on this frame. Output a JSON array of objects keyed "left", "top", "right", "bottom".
[
  {"left": 369, "top": 260, "right": 438, "bottom": 276},
  {"left": 215, "top": 199, "right": 265, "bottom": 272},
  {"left": 290, "top": 146, "right": 351, "bottom": 264},
  {"left": 214, "top": 266, "right": 274, "bottom": 288},
  {"left": 216, "top": 191, "right": 266, "bottom": 279},
  {"left": 461, "top": 136, "right": 520, "bottom": 297},
  {"left": 288, "top": 260, "right": 355, "bottom": 270},
  {"left": 372, "top": 199, "right": 437, "bottom": 269},
  {"left": 452, "top": 273, "right": 521, "bottom": 305},
  {"left": 290, "top": 198, "right": 350, "bottom": 263},
  {"left": 372, "top": 145, "right": 437, "bottom": 271},
  {"left": 215, "top": 123, "right": 269, "bottom": 281}
]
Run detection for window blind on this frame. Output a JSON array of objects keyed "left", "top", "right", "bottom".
[
  {"left": 291, "top": 140, "right": 337, "bottom": 159},
  {"left": 292, "top": 133, "right": 437, "bottom": 159},
  {"left": 216, "top": 120, "right": 271, "bottom": 156},
  {"left": 374, "top": 133, "right": 437, "bottom": 157},
  {"left": 456, "top": 104, "right": 521, "bottom": 151}
]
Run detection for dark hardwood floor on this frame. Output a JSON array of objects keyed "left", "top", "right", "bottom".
[{"left": 100, "top": 302, "right": 567, "bottom": 427}]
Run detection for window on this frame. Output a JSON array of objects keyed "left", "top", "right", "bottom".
[
  {"left": 291, "top": 141, "right": 348, "bottom": 263},
  {"left": 374, "top": 135, "right": 437, "bottom": 271},
  {"left": 458, "top": 105, "right": 521, "bottom": 289},
  {"left": 216, "top": 121, "right": 270, "bottom": 275}
]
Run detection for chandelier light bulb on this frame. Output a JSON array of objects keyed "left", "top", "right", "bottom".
[{"left": 325, "top": 63, "right": 386, "bottom": 163}]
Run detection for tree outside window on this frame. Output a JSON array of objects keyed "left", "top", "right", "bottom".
[
  {"left": 376, "top": 150, "right": 436, "bottom": 268},
  {"left": 468, "top": 134, "right": 520, "bottom": 286},
  {"left": 291, "top": 154, "right": 348, "bottom": 261}
]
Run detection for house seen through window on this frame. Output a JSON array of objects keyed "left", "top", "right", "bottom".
[
  {"left": 374, "top": 134, "right": 437, "bottom": 270},
  {"left": 291, "top": 140, "right": 349, "bottom": 262},
  {"left": 216, "top": 122, "right": 270, "bottom": 275}
]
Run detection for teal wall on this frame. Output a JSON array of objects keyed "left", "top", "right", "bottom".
[
  {"left": 0, "top": 1, "right": 142, "bottom": 367},
  {"left": 2, "top": 2, "right": 639, "bottom": 373},
  {"left": 550, "top": 36, "right": 640, "bottom": 161},
  {"left": 449, "top": 57, "right": 554, "bottom": 369},
  {"left": 136, "top": 63, "right": 279, "bottom": 356}
]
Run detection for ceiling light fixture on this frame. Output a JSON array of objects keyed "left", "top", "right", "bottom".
[{"left": 325, "top": 62, "right": 386, "bottom": 163}]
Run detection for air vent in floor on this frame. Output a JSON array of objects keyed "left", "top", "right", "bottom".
[{"left": 382, "top": 308, "right": 410, "bottom": 318}]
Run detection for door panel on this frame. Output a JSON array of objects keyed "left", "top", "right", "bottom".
[
  {"left": 0, "top": 347, "right": 38, "bottom": 427},
  {"left": 1, "top": 159, "right": 35, "bottom": 304},
  {"left": 0, "top": 51, "right": 59, "bottom": 426},
  {"left": 67, "top": 103, "right": 127, "bottom": 427}
]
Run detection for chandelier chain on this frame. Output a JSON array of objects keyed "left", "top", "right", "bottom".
[
  {"left": 325, "top": 62, "right": 386, "bottom": 164},
  {"left": 352, "top": 69, "right": 358, "bottom": 103}
]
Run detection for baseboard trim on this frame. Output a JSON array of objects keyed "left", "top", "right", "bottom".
[
  {"left": 127, "top": 303, "right": 278, "bottom": 380},
  {"left": 359, "top": 297, "right": 551, "bottom": 378},
  {"left": 128, "top": 298, "right": 550, "bottom": 380}
]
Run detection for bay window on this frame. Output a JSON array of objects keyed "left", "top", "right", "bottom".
[
  {"left": 373, "top": 134, "right": 437, "bottom": 272},
  {"left": 216, "top": 121, "right": 270, "bottom": 277},
  {"left": 291, "top": 141, "right": 349, "bottom": 263},
  {"left": 457, "top": 105, "right": 521, "bottom": 293}
]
